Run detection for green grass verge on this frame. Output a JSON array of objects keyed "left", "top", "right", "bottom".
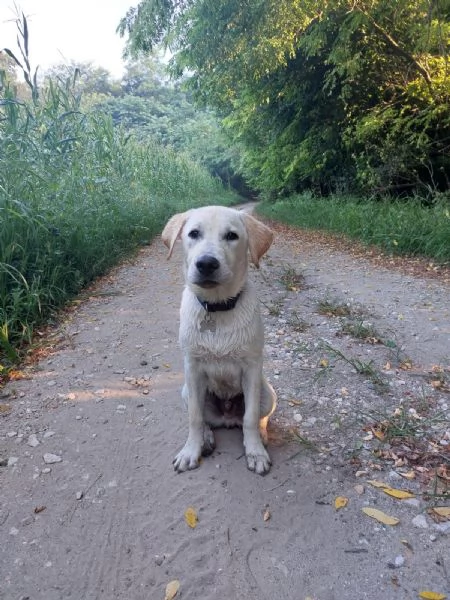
[
  {"left": 0, "top": 76, "right": 235, "bottom": 364},
  {"left": 257, "top": 192, "right": 450, "bottom": 263}
]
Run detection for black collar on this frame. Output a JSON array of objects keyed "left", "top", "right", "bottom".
[{"left": 196, "top": 292, "right": 242, "bottom": 313}]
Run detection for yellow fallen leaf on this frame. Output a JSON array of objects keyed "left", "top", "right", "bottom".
[
  {"left": 319, "top": 359, "right": 329, "bottom": 368},
  {"left": 335, "top": 496, "right": 348, "bottom": 510},
  {"left": 165, "top": 580, "right": 180, "bottom": 600},
  {"left": 362, "top": 507, "right": 399, "bottom": 525},
  {"left": 263, "top": 509, "right": 271, "bottom": 522},
  {"left": 367, "top": 480, "right": 389, "bottom": 488},
  {"left": 399, "top": 470, "right": 415, "bottom": 480},
  {"left": 418, "top": 592, "right": 447, "bottom": 600},
  {"left": 184, "top": 507, "right": 198, "bottom": 528},
  {"left": 432, "top": 507, "right": 450, "bottom": 519},
  {"left": 382, "top": 487, "right": 415, "bottom": 500}
]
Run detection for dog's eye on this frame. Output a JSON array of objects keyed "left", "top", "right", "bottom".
[
  {"left": 188, "top": 229, "right": 200, "bottom": 239},
  {"left": 224, "top": 231, "right": 239, "bottom": 241}
]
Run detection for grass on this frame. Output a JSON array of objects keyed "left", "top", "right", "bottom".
[
  {"left": 258, "top": 191, "right": 450, "bottom": 263},
  {"left": 0, "top": 25, "right": 236, "bottom": 365},
  {"left": 321, "top": 341, "right": 387, "bottom": 388}
]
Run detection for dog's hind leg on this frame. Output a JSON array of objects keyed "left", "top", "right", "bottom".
[
  {"left": 259, "top": 377, "right": 277, "bottom": 445},
  {"left": 202, "top": 424, "right": 216, "bottom": 456}
]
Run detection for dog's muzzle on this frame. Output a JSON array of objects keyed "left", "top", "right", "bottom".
[{"left": 195, "top": 254, "right": 220, "bottom": 287}]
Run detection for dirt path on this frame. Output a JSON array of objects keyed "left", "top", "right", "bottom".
[{"left": 1, "top": 213, "right": 449, "bottom": 600}]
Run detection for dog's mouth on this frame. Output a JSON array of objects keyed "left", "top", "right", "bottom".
[{"left": 195, "top": 280, "right": 219, "bottom": 289}]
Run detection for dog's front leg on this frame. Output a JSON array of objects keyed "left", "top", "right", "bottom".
[
  {"left": 242, "top": 362, "right": 271, "bottom": 475},
  {"left": 173, "top": 357, "right": 206, "bottom": 473}
]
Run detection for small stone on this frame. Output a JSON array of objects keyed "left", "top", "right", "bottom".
[
  {"left": 76, "top": 491, "right": 83, "bottom": 500},
  {"left": 429, "top": 535, "right": 437, "bottom": 542},
  {"left": 8, "top": 456, "right": 19, "bottom": 467},
  {"left": 21, "top": 516, "right": 34, "bottom": 527},
  {"left": 354, "top": 485, "right": 365, "bottom": 495},
  {"left": 154, "top": 555, "right": 164, "bottom": 566},
  {"left": 43, "top": 453, "right": 62, "bottom": 464},
  {"left": 47, "top": 380, "right": 57, "bottom": 387},
  {"left": 27, "top": 434, "right": 40, "bottom": 448},
  {"left": 394, "top": 555, "right": 405, "bottom": 567},
  {"left": 293, "top": 413, "right": 303, "bottom": 422},
  {"left": 433, "top": 521, "right": 450, "bottom": 534},
  {"left": 75, "top": 415, "right": 82, "bottom": 420},
  {"left": 7, "top": 431, "right": 17, "bottom": 438},
  {"left": 43, "top": 431, "right": 55, "bottom": 439},
  {"left": 412, "top": 514, "right": 428, "bottom": 529},
  {"left": 116, "top": 404, "right": 126, "bottom": 411},
  {"left": 9, "top": 527, "right": 19, "bottom": 536},
  {"left": 41, "top": 467, "right": 51, "bottom": 474}
]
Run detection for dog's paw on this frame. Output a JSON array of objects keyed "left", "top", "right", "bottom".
[
  {"left": 173, "top": 441, "right": 202, "bottom": 473},
  {"left": 201, "top": 425, "right": 216, "bottom": 456},
  {"left": 246, "top": 446, "right": 272, "bottom": 475}
]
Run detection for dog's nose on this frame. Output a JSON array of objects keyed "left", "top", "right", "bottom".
[{"left": 196, "top": 255, "right": 220, "bottom": 276}]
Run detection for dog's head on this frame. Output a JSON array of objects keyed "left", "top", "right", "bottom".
[{"left": 162, "top": 206, "right": 274, "bottom": 299}]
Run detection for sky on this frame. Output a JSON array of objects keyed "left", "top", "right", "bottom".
[{"left": 0, "top": 0, "right": 137, "bottom": 78}]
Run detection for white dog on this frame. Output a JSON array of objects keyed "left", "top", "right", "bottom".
[{"left": 162, "top": 205, "right": 277, "bottom": 475}]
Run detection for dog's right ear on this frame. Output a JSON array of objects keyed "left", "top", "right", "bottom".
[{"left": 161, "top": 211, "right": 189, "bottom": 259}]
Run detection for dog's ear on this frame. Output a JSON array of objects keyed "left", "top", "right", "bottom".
[
  {"left": 242, "top": 213, "right": 274, "bottom": 268},
  {"left": 161, "top": 211, "right": 189, "bottom": 259}
]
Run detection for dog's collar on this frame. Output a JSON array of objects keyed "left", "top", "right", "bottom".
[{"left": 196, "top": 292, "right": 242, "bottom": 313}]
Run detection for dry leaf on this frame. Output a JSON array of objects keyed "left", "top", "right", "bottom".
[
  {"left": 0, "top": 403, "right": 12, "bottom": 415},
  {"left": 400, "top": 539, "right": 413, "bottom": 552},
  {"left": 362, "top": 507, "right": 399, "bottom": 525},
  {"left": 399, "top": 470, "right": 415, "bottom": 480},
  {"left": 288, "top": 399, "right": 303, "bottom": 406},
  {"left": 432, "top": 507, "right": 450, "bottom": 520},
  {"left": 382, "top": 487, "right": 415, "bottom": 500},
  {"left": 335, "top": 496, "right": 349, "bottom": 510},
  {"left": 165, "top": 579, "right": 180, "bottom": 600},
  {"left": 184, "top": 507, "right": 198, "bottom": 528},
  {"left": 34, "top": 505, "right": 46, "bottom": 514},
  {"left": 263, "top": 509, "right": 271, "bottom": 522},
  {"left": 367, "top": 480, "right": 389, "bottom": 489},
  {"left": 319, "top": 359, "right": 329, "bottom": 368},
  {"left": 418, "top": 592, "right": 446, "bottom": 600},
  {"left": 355, "top": 470, "right": 369, "bottom": 477}
]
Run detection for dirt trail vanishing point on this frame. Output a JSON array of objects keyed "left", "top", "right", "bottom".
[{"left": 1, "top": 208, "right": 449, "bottom": 600}]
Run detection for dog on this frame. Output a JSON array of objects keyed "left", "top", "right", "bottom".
[{"left": 162, "top": 205, "right": 277, "bottom": 475}]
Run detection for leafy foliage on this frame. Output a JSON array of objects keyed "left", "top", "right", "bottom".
[
  {"left": 0, "top": 14, "right": 234, "bottom": 363},
  {"left": 120, "top": 0, "right": 450, "bottom": 198}
]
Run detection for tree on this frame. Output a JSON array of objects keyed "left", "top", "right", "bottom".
[{"left": 118, "top": 0, "right": 450, "bottom": 197}]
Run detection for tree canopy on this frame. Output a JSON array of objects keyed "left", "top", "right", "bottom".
[{"left": 119, "top": 0, "right": 450, "bottom": 197}]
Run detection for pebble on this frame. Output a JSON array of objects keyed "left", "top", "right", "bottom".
[
  {"left": 27, "top": 434, "right": 40, "bottom": 448},
  {"left": 43, "top": 453, "right": 62, "bottom": 464},
  {"left": 293, "top": 413, "right": 303, "bottom": 422},
  {"left": 412, "top": 514, "right": 428, "bottom": 529},
  {"left": 8, "top": 457, "right": 19, "bottom": 467},
  {"left": 76, "top": 491, "right": 83, "bottom": 500},
  {"left": 43, "top": 431, "right": 55, "bottom": 439},
  {"left": 117, "top": 404, "right": 126, "bottom": 411},
  {"left": 41, "top": 467, "right": 51, "bottom": 474},
  {"left": 7, "top": 431, "right": 17, "bottom": 438},
  {"left": 433, "top": 521, "right": 450, "bottom": 534},
  {"left": 9, "top": 527, "right": 19, "bottom": 536}
]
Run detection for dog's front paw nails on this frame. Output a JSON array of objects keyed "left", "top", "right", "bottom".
[
  {"left": 246, "top": 447, "right": 272, "bottom": 475},
  {"left": 173, "top": 442, "right": 202, "bottom": 473}
]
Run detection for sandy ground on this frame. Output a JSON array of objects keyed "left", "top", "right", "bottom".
[{"left": 1, "top": 210, "right": 449, "bottom": 600}]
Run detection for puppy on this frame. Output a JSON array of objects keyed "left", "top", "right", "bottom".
[{"left": 162, "top": 205, "right": 276, "bottom": 475}]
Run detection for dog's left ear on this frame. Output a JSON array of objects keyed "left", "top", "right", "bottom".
[
  {"left": 161, "top": 211, "right": 190, "bottom": 259},
  {"left": 241, "top": 213, "right": 274, "bottom": 268}
]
